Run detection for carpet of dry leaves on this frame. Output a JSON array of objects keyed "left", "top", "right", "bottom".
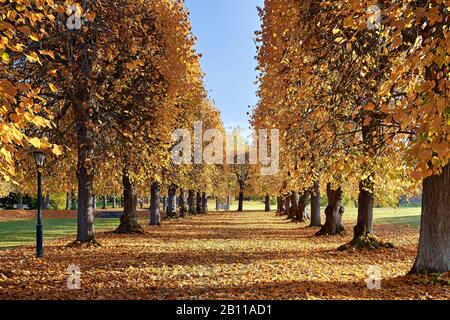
[{"left": 0, "top": 211, "right": 449, "bottom": 300}]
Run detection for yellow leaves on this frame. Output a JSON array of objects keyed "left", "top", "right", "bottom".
[
  {"left": 29, "top": 34, "right": 40, "bottom": 42},
  {"left": 52, "top": 144, "right": 63, "bottom": 156},
  {"left": 24, "top": 52, "right": 42, "bottom": 65},
  {"left": 49, "top": 83, "right": 58, "bottom": 93},
  {"left": 28, "top": 137, "right": 42, "bottom": 149}
]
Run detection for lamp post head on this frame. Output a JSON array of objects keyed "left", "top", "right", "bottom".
[{"left": 32, "top": 151, "right": 46, "bottom": 169}]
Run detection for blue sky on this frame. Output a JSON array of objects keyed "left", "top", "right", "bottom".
[{"left": 184, "top": 0, "right": 263, "bottom": 134}]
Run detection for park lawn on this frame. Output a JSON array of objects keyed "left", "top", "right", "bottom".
[
  {"left": 0, "top": 205, "right": 421, "bottom": 250},
  {"left": 0, "top": 219, "right": 120, "bottom": 250}
]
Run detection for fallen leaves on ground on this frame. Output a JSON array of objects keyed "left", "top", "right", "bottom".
[{"left": 0, "top": 211, "right": 449, "bottom": 300}]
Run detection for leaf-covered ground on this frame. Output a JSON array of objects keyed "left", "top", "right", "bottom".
[{"left": 0, "top": 211, "right": 449, "bottom": 300}]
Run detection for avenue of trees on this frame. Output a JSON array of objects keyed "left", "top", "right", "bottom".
[
  {"left": 1, "top": 0, "right": 231, "bottom": 242},
  {"left": 252, "top": 0, "right": 449, "bottom": 273},
  {"left": 1, "top": 0, "right": 449, "bottom": 277}
]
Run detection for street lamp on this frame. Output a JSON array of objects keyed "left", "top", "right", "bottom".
[{"left": 33, "top": 151, "right": 46, "bottom": 258}]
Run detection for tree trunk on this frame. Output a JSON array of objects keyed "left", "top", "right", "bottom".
[
  {"left": 316, "top": 183, "right": 345, "bottom": 236},
  {"left": 188, "top": 189, "right": 196, "bottom": 214},
  {"left": 201, "top": 192, "right": 208, "bottom": 214},
  {"left": 309, "top": 180, "right": 322, "bottom": 227},
  {"left": 93, "top": 194, "right": 97, "bottom": 210},
  {"left": 196, "top": 191, "right": 202, "bottom": 214},
  {"left": 167, "top": 184, "right": 177, "bottom": 218},
  {"left": 162, "top": 196, "right": 167, "bottom": 213},
  {"left": 295, "top": 191, "right": 310, "bottom": 222},
  {"left": 115, "top": 173, "right": 143, "bottom": 234},
  {"left": 102, "top": 195, "right": 107, "bottom": 209},
  {"left": 215, "top": 197, "right": 220, "bottom": 211},
  {"left": 410, "top": 162, "right": 450, "bottom": 274},
  {"left": 112, "top": 194, "right": 116, "bottom": 208},
  {"left": 179, "top": 188, "right": 187, "bottom": 217},
  {"left": 284, "top": 196, "right": 291, "bottom": 217},
  {"left": 276, "top": 196, "right": 283, "bottom": 216},
  {"left": 65, "top": 191, "right": 70, "bottom": 210},
  {"left": 75, "top": 122, "right": 96, "bottom": 243},
  {"left": 18, "top": 192, "right": 23, "bottom": 209},
  {"left": 265, "top": 194, "right": 271, "bottom": 212},
  {"left": 226, "top": 193, "right": 231, "bottom": 211},
  {"left": 288, "top": 191, "right": 298, "bottom": 219},
  {"left": 150, "top": 181, "right": 161, "bottom": 226},
  {"left": 70, "top": 191, "right": 77, "bottom": 210},
  {"left": 237, "top": 190, "right": 244, "bottom": 212},
  {"left": 44, "top": 192, "right": 50, "bottom": 210}
]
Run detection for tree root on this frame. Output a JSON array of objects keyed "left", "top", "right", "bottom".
[
  {"left": 338, "top": 233, "right": 394, "bottom": 251},
  {"left": 114, "top": 222, "right": 144, "bottom": 235},
  {"left": 67, "top": 239, "right": 101, "bottom": 248}
]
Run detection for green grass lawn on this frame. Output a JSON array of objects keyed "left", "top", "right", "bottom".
[{"left": 0, "top": 203, "right": 421, "bottom": 250}]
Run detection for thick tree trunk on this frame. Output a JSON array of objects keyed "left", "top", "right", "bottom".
[
  {"left": 150, "top": 181, "right": 161, "bottom": 226},
  {"left": 410, "top": 162, "right": 450, "bottom": 274},
  {"left": 179, "top": 188, "right": 187, "bottom": 217},
  {"left": 102, "top": 195, "right": 107, "bottom": 209},
  {"left": 162, "top": 196, "right": 167, "bottom": 213},
  {"left": 93, "top": 195, "right": 97, "bottom": 209},
  {"left": 167, "top": 184, "right": 177, "bottom": 218},
  {"left": 295, "top": 191, "right": 310, "bottom": 222},
  {"left": 265, "top": 194, "right": 271, "bottom": 212},
  {"left": 188, "top": 189, "right": 196, "bottom": 214},
  {"left": 237, "top": 190, "right": 244, "bottom": 212},
  {"left": 309, "top": 180, "right": 322, "bottom": 227},
  {"left": 316, "top": 183, "right": 345, "bottom": 236},
  {"left": 115, "top": 173, "right": 143, "bottom": 234},
  {"left": 201, "top": 192, "right": 208, "bottom": 214},
  {"left": 276, "top": 196, "right": 283, "bottom": 216},
  {"left": 196, "top": 191, "right": 202, "bottom": 214}
]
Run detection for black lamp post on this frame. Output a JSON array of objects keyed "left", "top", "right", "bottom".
[{"left": 33, "top": 151, "right": 46, "bottom": 258}]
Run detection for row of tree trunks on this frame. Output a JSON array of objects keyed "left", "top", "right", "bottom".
[
  {"left": 316, "top": 183, "right": 345, "bottom": 236},
  {"left": 166, "top": 184, "right": 178, "bottom": 218},
  {"left": 179, "top": 189, "right": 187, "bottom": 217}
]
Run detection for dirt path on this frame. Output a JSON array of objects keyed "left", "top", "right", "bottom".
[{"left": 0, "top": 211, "right": 448, "bottom": 300}]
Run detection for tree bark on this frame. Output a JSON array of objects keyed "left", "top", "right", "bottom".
[
  {"left": 162, "top": 196, "right": 167, "bottom": 213},
  {"left": 284, "top": 196, "right": 291, "bottom": 217},
  {"left": 196, "top": 191, "right": 202, "bottom": 214},
  {"left": 226, "top": 193, "right": 231, "bottom": 211},
  {"left": 112, "top": 194, "right": 116, "bottom": 208},
  {"left": 276, "top": 196, "right": 283, "bottom": 216},
  {"left": 410, "top": 162, "right": 450, "bottom": 274},
  {"left": 188, "top": 189, "right": 196, "bottom": 214},
  {"left": 201, "top": 192, "right": 208, "bottom": 214},
  {"left": 237, "top": 190, "right": 244, "bottom": 212},
  {"left": 70, "top": 191, "right": 77, "bottom": 210},
  {"left": 115, "top": 173, "right": 143, "bottom": 234},
  {"left": 309, "top": 180, "right": 322, "bottom": 227},
  {"left": 295, "top": 191, "right": 310, "bottom": 222},
  {"left": 17, "top": 192, "right": 23, "bottom": 209},
  {"left": 215, "top": 197, "right": 220, "bottom": 211},
  {"left": 102, "top": 195, "right": 107, "bottom": 209},
  {"left": 44, "top": 192, "right": 50, "bottom": 210},
  {"left": 288, "top": 191, "right": 298, "bottom": 219},
  {"left": 265, "top": 194, "right": 271, "bottom": 212},
  {"left": 316, "top": 183, "right": 345, "bottom": 236},
  {"left": 167, "top": 184, "right": 177, "bottom": 218},
  {"left": 179, "top": 188, "right": 187, "bottom": 217},
  {"left": 65, "top": 191, "right": 70, "bottom": 210},
  {"left": 150, "top": 181, "right": 161, "bottom": 226}
]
